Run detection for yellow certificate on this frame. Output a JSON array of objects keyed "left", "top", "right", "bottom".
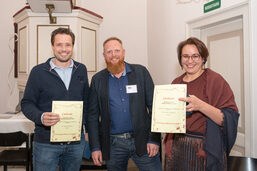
[
  {"left": 151, "top": 84, "right": 186, "bottom": 133},
  {"left": 50, "top": 101, "right": 83, "bottom": 142}
]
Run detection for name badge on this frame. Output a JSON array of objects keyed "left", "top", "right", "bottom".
[{"left": 126, "top": 85, "right": 137, "bottom": 94}]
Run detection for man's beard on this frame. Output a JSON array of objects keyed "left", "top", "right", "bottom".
[{"left": 106, "top": 58, "right": 125, "bottom": 74}]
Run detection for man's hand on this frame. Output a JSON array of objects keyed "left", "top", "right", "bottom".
[
  {"left": 147, "top": 143, "right": 159, "bottom": 157},
  {"left": 42, "top": 112, "right": 60, "bottom": 126},
  {"left": 92, "top": 150, "right": 103, "bottom": 166}
]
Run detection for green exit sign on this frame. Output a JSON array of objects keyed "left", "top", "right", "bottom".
[{"left": 204, "top": 0, "right": 221, "bottom": 13}]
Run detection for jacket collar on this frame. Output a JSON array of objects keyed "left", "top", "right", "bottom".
[{"left": 44, "top": 57, "right": 80, "bottom": 72}]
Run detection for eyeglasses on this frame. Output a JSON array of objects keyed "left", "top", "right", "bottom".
[
  {"left": 104, "top": 49, "right": 121, "bottom": 55},
  {"left": 181, "top": 54, "right": 201, "bottom": 61}
]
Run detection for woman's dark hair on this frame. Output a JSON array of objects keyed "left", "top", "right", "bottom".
[
  {"left": 51, "top": 27, "right": 75, "bottom": 46},
  {"left": 177, "top": 37, "right": 209, "bottom": 67}
]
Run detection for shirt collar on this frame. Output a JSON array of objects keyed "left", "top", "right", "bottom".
[
  {"left": 109, "top": 62, "right": 131, "bottom": 77},
  {"left": 50, "top": 58, "right": 74, "bottom": 69}
]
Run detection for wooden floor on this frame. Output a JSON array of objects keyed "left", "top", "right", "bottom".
[
  {"left": 82, "top": 158, "right": 139, "bottom": 171},
  {"left": 0, "top": 158, "right": 140, "bottom": 171}
]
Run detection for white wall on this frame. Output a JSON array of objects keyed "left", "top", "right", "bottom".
[
  {"left": 147, "top": 0, "right": 257, "bottom": 157},
  {"left": 147, "top": 0, "right": 247, "bottom": 84},
  {"left": 0, "top": 0, "right": 148, "bottom": 113},
  {"left": 0, "top": 0, "right": 27, "bottom": 113},
  {"left": 1, "top": 0, "right": 256, "bottom": 157},
  {"left": 250, "top": 0, "right": 257, "bottom": 158},
  {"left": 81, "top": 0, "right": 148, "bottom": 71}
]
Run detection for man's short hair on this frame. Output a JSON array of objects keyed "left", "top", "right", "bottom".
[
  {"left": 51, "top": 27, "right": 75, "bottom": 46},
  {"left": 103, "top": 37, "right": 123, "bottom": 47}
]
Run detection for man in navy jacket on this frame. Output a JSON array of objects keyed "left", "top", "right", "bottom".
[
  {"left": 87, "top": 37, "right": 162, "bottom": 171},
  {"left": 21, "top": 28, "right": 89, "bottom": 171}
]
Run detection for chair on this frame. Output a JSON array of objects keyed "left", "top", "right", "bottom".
[
  {"left": 228, "top": 156, "right": 257, "bottom": 171},
  {"left": 0, "top": 131, "right": 30, "bottom": 171}
]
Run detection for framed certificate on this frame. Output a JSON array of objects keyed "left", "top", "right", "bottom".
[
  {"left": 151, "top": 84, "right": 187, "bottom": 133},
  {"left": 50, "top": 101, "right": 83, "bottom": 142}
]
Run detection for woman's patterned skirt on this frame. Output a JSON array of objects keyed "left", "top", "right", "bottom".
[{"left": 164, "top": 133, "right": 227, "bottom": 171}]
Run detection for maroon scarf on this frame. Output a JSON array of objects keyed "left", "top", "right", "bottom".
[{"left": 164, "top": 68, "right": 238, "bottom": 159}]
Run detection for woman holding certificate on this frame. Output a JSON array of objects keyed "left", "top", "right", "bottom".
[{"left": 164, "top": 37, "right": 239, "bottom": 171}]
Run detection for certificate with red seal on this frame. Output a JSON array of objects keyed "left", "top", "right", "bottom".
[
  {"left": 151, "top": 84, "right": 186, "bottom": 133},
  {"left": 50, "top": 101, "right": 83, "bottom": 142}
]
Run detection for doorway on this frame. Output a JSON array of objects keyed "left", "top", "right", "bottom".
[{"left": 186, "top": 2, "right": 250, "bottom": 156}]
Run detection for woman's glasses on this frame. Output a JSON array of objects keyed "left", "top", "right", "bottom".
[{"left": 182, "top": 54, "right": 201, "bottom": 61}]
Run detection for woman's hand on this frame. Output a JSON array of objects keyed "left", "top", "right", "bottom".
[
  {"left": 179, "top": 95, "right": 204, "bottom": 112},
  {"left": 179, "top": 95, "right": 224, "bottom": 126}
]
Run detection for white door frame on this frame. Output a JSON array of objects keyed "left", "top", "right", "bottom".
[{"left": 185, "top": 2, "right": 251, "bottom": 156}]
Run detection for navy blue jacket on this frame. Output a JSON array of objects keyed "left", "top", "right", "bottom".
[
  {"left": 21, "top": 58, "right": 89, "bottom": 143},
  {"left": 87, "top": 63, "right": 161, "bottom": 160}
]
